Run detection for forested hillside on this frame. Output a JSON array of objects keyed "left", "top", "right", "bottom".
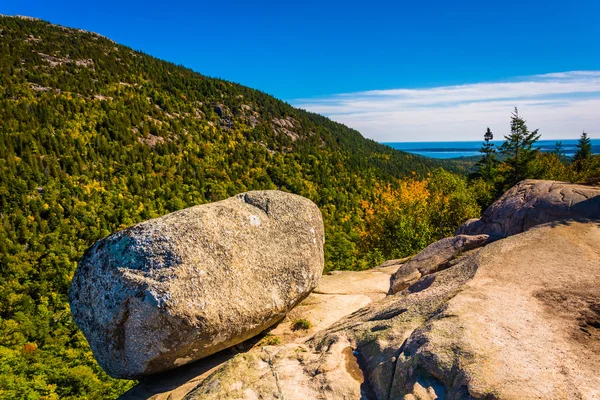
[{"left": 0, "top": 16, "right": 480, "bottom": 399}]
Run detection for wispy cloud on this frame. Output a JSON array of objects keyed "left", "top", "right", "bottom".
[{"left": 292, "top": 71, "right": 600, "bottom": 142}]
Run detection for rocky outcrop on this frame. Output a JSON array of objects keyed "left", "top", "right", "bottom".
[
  {"left": 115, "top": 180, "right": 600, "bottom": 399},
  {"left": 121, "top": 265, "right": 397, "bottom": 400},
  {"left": 272, "top": 117, "right": 300, "bottom": 141},
  {"left": 116, "top": 180, "right": 600, "bottom": 400},
  {"left": 389, "top": 234, "right": 489, "bottom": 294},
  {"left": 457, "top": 179, "right": 600, "bottom": 237},
  {"left": 69, "top": 191, "right": 324, "bottom": 379},
  {"left": 178, "top": 221, "right": 600, "bottom": 400}
]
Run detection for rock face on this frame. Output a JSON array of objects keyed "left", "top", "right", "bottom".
[
  {"left": 69, "top": 191, "right": 324, "bottom": 379},
  {"left": 389, "top": 234, "right": 489, "bottom": 294},
  {"left": 457, "top": 179, "right": 600, "bottom": 237},
  {"left": 180, "top": 221, "right": 600, "bottom": 400}
]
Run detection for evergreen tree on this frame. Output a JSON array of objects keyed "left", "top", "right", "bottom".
[
  {"left": 499, "top": 107, "right": 541, "bottom": 185},
  {"left": 472, "top": 127, "right": 497, "bottom": 181},
  {"left": 573, "top": 131, "right": 592, "bottom": 171},
  {"left": 551, "top": 141, "right": 566, "bottom": 162},
  {"left": 552, "top": 141, "right": 563, "bottom": 156}
]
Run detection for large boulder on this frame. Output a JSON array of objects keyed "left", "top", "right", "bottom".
[
  {"left": 69, "top": 191, "right": 324, "bottom": 379},
  {"left": 457, "top": 179, "right": 600, "bottom": 237},
  {"left": 179, "top": 221, "right": 600, "bottom": 400}
]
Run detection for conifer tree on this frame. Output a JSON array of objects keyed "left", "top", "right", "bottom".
[
  {"left": 472, "top": 127, "right": 497, "bottom": 181},
  {"left": 552, "top": 141, "right": 564, "bottom": 157},
  {"left": 499, "top": 107, "right": 541, "bottom": 185},
  {"left": 573, "top": 131, "right": 592, "bottom": 171}
]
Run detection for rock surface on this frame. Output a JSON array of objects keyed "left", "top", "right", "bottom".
[
  {"left": 457, "top": 179, "right": 600, "bottom": 237},
  {"left": 69, "top": 191, "right": 324, "bottom": 379},
  {"left": 268, "top": 264, "right": 397, "bottom": 343},
  {"left": 120, "top": 264, "right": 397, "bottom": 399},
  {"left": 181, "top": 221, "right": 600, "bottom": 400},
  {"left": 117, "top": 180, "right": 600, "bottom": 399},
  {"left": 389, "top": 234, "right": 489, "bottom": 294}
]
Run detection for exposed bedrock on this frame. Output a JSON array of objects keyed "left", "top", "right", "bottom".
[
  {"left": 457, "top": 179, "right": 600, "bottom": 237},
  {"left": 181, "top": 221, "right": 600, "bottom": 400}
]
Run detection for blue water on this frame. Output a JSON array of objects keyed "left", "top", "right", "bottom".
[{"left": 382, "top": 139, "right": 600, "bottom": 159}]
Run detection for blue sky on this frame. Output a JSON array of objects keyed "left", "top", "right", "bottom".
[{"left": 3, "top": 0, "right": 600, "bottom": 141}]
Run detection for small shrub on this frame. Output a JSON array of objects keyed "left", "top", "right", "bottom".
[
  {"left": 258, "top": 334, "right": 281, "bottom": 346},
  {"left": 291, "top": 319, "right": 312, "bottom": 331}
]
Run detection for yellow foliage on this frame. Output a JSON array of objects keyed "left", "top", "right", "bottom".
[
  {"left": 357, "top": 171, "right": 479, "bottom": 264},
  {"left": 83, "top": 180, "right": 104, "bottom": 194}
]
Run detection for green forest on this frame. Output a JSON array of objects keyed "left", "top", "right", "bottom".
[{"left": 0, "top": 16, "right": 598, "bottom": 399}]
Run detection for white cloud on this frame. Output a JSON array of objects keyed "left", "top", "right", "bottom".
[{"left": 292, "top": 71, "right": 600, "bottom": 142}]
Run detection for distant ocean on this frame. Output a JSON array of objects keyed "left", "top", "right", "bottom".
[{"left": 383, "top": 139, "right": 600, "bottom": 159}]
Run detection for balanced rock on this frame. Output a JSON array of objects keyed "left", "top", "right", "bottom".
[
  {"left": 69, "top": 191, "right": 324, "bottom": 378},
  {"left": 457, "top": 179, "right": 600, "bottom": 237}
]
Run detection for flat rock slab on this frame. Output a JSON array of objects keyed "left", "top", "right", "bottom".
[
  {"left": 270, "top": 266, "right": 396, "bottom": 343},
  {"left": 70, "top": 191, "right": 324, "bottom": 378},
  {"left": 317, "top": 265, "right": 397, "bottom": 299}
]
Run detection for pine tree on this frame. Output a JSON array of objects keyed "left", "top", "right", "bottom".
[
  {"left": 472, "top": 127, "right": 497, "bottom": 181},
  {"left": 499, "top": 107, "right": 541, "bottom": 185},
  {"left": 573, "top": 131, "right": 592, "bottom": 171},
  {"left": 552, "top": 141, "right": 563, "bottom": 156}
]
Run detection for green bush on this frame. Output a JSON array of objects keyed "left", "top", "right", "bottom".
[{"left": 291, "top": 319, "right": 312, "bottom": 331}]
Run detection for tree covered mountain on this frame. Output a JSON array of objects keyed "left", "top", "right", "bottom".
[{"left": 0, "top": 16, "right": 480, "bottom": 399}]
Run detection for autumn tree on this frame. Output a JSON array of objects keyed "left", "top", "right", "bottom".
[{"left": 359, "top": 170, "right": 480, "bottom": 267}]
